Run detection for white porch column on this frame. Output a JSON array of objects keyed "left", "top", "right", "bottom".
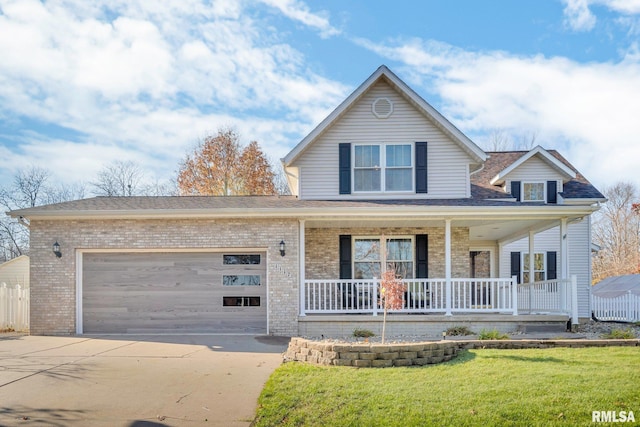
[
  {"left": 560, "top": 218, "right": 569, "bottom": 279},
  {"left": 560, "top": 218, "right": 569, "bottom": 312},
  {"left": 299, "top": 220, "right": 306, "bottom": 316},
  {"left": 445, "top": 219, "right": 452, "bottom": 316}
]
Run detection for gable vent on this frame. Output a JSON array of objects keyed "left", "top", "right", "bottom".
[{"left": 372, "top": 97, "right": 393, "bottom": 119}]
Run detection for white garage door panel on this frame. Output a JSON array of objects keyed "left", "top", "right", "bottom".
[{"left": 82, "top": 252, "right": 267, "bottom": 334}]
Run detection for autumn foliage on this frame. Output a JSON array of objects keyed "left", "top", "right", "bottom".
[
  {"left": 380, "top": 268, "right": 405, "bottom": 344},
  {"left": 177, "top": 128, "right": 276, "bottom": 196}
]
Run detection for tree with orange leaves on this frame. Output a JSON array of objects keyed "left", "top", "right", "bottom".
[{"left": 177, "top": 128, "right": 276, "bottom": 196}]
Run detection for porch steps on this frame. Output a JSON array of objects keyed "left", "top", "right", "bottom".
[{"left": 517, "top": 322, "right": 569, "bottom": 334}]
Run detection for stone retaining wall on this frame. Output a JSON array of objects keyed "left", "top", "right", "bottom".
[{"left": 284, "top": 338, "right": 640, "bottom": 368}]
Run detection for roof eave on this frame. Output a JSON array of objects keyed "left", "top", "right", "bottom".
[
  {"left": 12, "top": 204, "right": 599, "bottom": 221},
  {"left": 283, "top": 65, "right": 487, "bottom": 166}
]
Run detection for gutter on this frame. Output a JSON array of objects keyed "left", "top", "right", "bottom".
[{"left": 9, "top": 204, "right": 600, "bottom": 222}]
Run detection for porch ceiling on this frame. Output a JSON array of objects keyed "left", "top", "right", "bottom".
[{"left": 304, "top": 217, "right": 567, "bottom": 242}]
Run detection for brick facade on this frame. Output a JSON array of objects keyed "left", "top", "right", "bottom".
[
  {"left": 305, "top": 226, "right": 470, "bottom": 279},
  {"left": 29, "top": 218, "right": 299, "bottom": 335}
]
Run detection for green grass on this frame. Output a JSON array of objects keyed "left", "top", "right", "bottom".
[
  {"left": 478, "top": 328, "right": 510, "bottom": 340},
  {"left": 254, "top": 347, "right": 640, "bottom": 426},
  {"left": 352, "top": 328, "right": 376, "bottom": 338},
  {"left": 601, "top": 327, "right": 637, "bottom": 339}
]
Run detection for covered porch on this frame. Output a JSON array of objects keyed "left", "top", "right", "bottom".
[{"left": 295, "top": 208, "right": 589, "bottom": 334}]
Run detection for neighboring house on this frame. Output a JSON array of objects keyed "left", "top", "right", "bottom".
[
  {"left": 9, "top": 66, "right": 605, "bottom": 336},
  {"left": 0, "top": 255, "right": 29, "bottom": 288},
  {"left": 592, "top": 275, "right": 640, "bottom": 298}
]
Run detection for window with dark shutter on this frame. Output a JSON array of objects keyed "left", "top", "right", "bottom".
[
  {"left": 547, "top": 181, "right": 557, "bottom": 204},
  {"left": 546, "top": 251, "right": 557, "bottom": 280},
  {"left": 415, "top": 141, "right": 428, "bottom": 193},
  {"left": 511, "top": 181, "right": 521, "bottom": 201},
  {"left": 415, "top": 234, "right": 428, "bottom": 278},
  {"left": 510, "top": 252, "right": 521, "bottom": 284},
  {"left": 339, "top": 235, "right": 352, "bottom": 279},
  {"left": 339, "top": 143, "right": 351, "bottom": 194}
]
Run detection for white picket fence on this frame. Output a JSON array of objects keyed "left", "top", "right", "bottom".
[
  {"left": 592, "top": 291, "right": 640, "bottom": 322},
  {"left": 0, "top": 282, "right": 30, "bottom": 331}
]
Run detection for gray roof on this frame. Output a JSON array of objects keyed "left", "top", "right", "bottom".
[
  {"left": 474, "top": 150, "right": 605, "bottom": 200},
  {"left": 592, "top": 274, "right": 640, "bottom": 298},
  {"left": 8, "top": 149, "right": 604, "bottom": 219}
]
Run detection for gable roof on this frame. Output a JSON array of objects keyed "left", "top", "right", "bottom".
[
  {"left": 473, "top": 150, "right": 605, "bottom": 201},
  {"left": 282, "top": 65, "right": 487, "bottom": 166},
  {"left": 489, "top": 145, "right": 576, "bottom": 185}
]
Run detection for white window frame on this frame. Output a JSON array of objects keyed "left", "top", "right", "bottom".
[
  {"left": 352, "top": 235, "right": 414, "bottom": 279},
  {"left": 522, "top": 252, "right": 546, "bottom": 283},
  {"left": 352, "top": 143, "right": 414, "bottom": 193},
  {"left": 521, "top": 181, "right": 546, "bottom": 202}
]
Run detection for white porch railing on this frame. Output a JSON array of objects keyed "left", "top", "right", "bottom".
[
  {"left": 517, "top": 278, "right": 573, "bottom": 314},
  {"left": 0, "top": 283, "right": 30, "bottom": 331},
  {"left": 303, "top": 278, "right": 518, "bottom": 315},
  {"left": 592, "top": 291, "right": 640, "bottom": 322}
]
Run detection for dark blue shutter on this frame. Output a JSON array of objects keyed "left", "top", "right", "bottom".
[
  {"left": 339, "top": 235, "right": 352, "bottom": 279},
  {"left": 511, "top": 181, "right": 521, "bottom": 201},
  {"left": 510, "top": 252, "right": 521, "bottom": 284},
  {"left": 547, "top": 181, "right": 557, "bottom": 204},
  {"left": 339, "top": 143, "right": 351, "bottom": 195},
  {"left": 415, "top": 142, "right": 428, "bottom": 193},
  {"left": 416, "top": 234, "right": 428, "bottom": 278},
  {"left": 546, "top": 251, "right": 557, "bottom": 280}
]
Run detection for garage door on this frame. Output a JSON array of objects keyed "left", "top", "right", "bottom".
[{"left": 82, "top": 252, "right": 267, "bottom": 334}]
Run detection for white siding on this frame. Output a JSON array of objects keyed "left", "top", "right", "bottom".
[
  {"left": 500, "top": 220, "right": 592, "bottom": 318},
  {"left": 505, "top": 156, "right": 564, "bottom": 195},
  {"left": 0, "top": 255, "right": 29, "bottom": 288},
  {"left": 294, "top": 81, "right": 475, "bottom": 199}
]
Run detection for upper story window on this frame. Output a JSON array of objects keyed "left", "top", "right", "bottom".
[
  {"left": 353, "top": 143, "right": 413, "bottom": 193},
  {"left": 522, "top": 182, "right": 545, "bottom": 202}
]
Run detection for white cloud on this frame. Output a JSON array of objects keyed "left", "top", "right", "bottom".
[
  {"left": 0, "top": 0, "right": 347, "bottom": 187},
  {"left": 563, "top": 0, "right": 597, "bottom": 31},
  {"left": 562, "top": 0, "right": 640, "bottom": 32},
  {"left": 258, "top": 0, "right": 340, "bottom": 38},
  {"left": 355, "top": 36, "right": 640, "bottom": 190}
]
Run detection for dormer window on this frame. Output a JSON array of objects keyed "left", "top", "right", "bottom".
[
  {"left": 522, "top": 182, "right": 545, "bottom": 202},
  {"left": 353, "top": 143, "right": 413, "bottom": 193}
]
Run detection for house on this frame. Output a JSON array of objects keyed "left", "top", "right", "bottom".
[
  {"left": 0, "top": 255, "right": 29, "bottom": 288},
  {"left": 8, "top": 65, "right": 605, "bottom": 336},
  {"left": 592, "top": 275, "right": 640, "bottom": 299}
]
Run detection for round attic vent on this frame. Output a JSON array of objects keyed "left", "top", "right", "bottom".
[{"left": 372, "top": 97, "right": 393, "bottom": 119}]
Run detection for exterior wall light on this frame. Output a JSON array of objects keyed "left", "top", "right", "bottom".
[
  {"left": 279, "top": 240, "right": 286, "bottom": 257},
  {"left": 53, "top": 241, "right": 62, "bottom": 258}
]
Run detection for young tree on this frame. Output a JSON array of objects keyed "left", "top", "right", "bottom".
[
  {"left": 379, "top": 267, "right": 405, "bottom": 344},
  {"left": 177, "top": 128, "right": 277, "bottom": 196}
]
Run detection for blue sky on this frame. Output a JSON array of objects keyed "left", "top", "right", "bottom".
[{"left": 1, "top": 0, "right": 640, "bottom": 193}]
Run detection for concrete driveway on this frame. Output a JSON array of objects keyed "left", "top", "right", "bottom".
[{"left": 0, "top": 334, "right": 290, "bottom": 427}]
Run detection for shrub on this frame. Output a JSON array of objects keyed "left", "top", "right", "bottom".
[
  {"left": 353, "top": 328, "right": 375, "bottom": 338},
  {"left": 446, "top": 326, "right": 475, "bottom": 336},
  {"left": 478, "top": 329, "right": 510, "bottom": 340},
  {"left": 601, "top": 327, "right": 637, "bottom": 339}
]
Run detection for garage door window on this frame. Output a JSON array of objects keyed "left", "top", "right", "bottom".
[
  {"left": 223, "top": 254, "right": 261, "bottom": 264},
  {"left": 223, "top": 296, "right": 261, "bottom": 306},
  {"left": 223, "top": 275, "right": 261, "bottom": 286}
]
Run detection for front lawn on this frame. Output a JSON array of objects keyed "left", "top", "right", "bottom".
[{"left": 254, "top": 347, "right": 639, "bottom": 426}]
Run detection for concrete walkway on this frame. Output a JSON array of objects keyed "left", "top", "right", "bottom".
[{"left": 0, "top": 334, "right": 289, "bottom": 427}]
